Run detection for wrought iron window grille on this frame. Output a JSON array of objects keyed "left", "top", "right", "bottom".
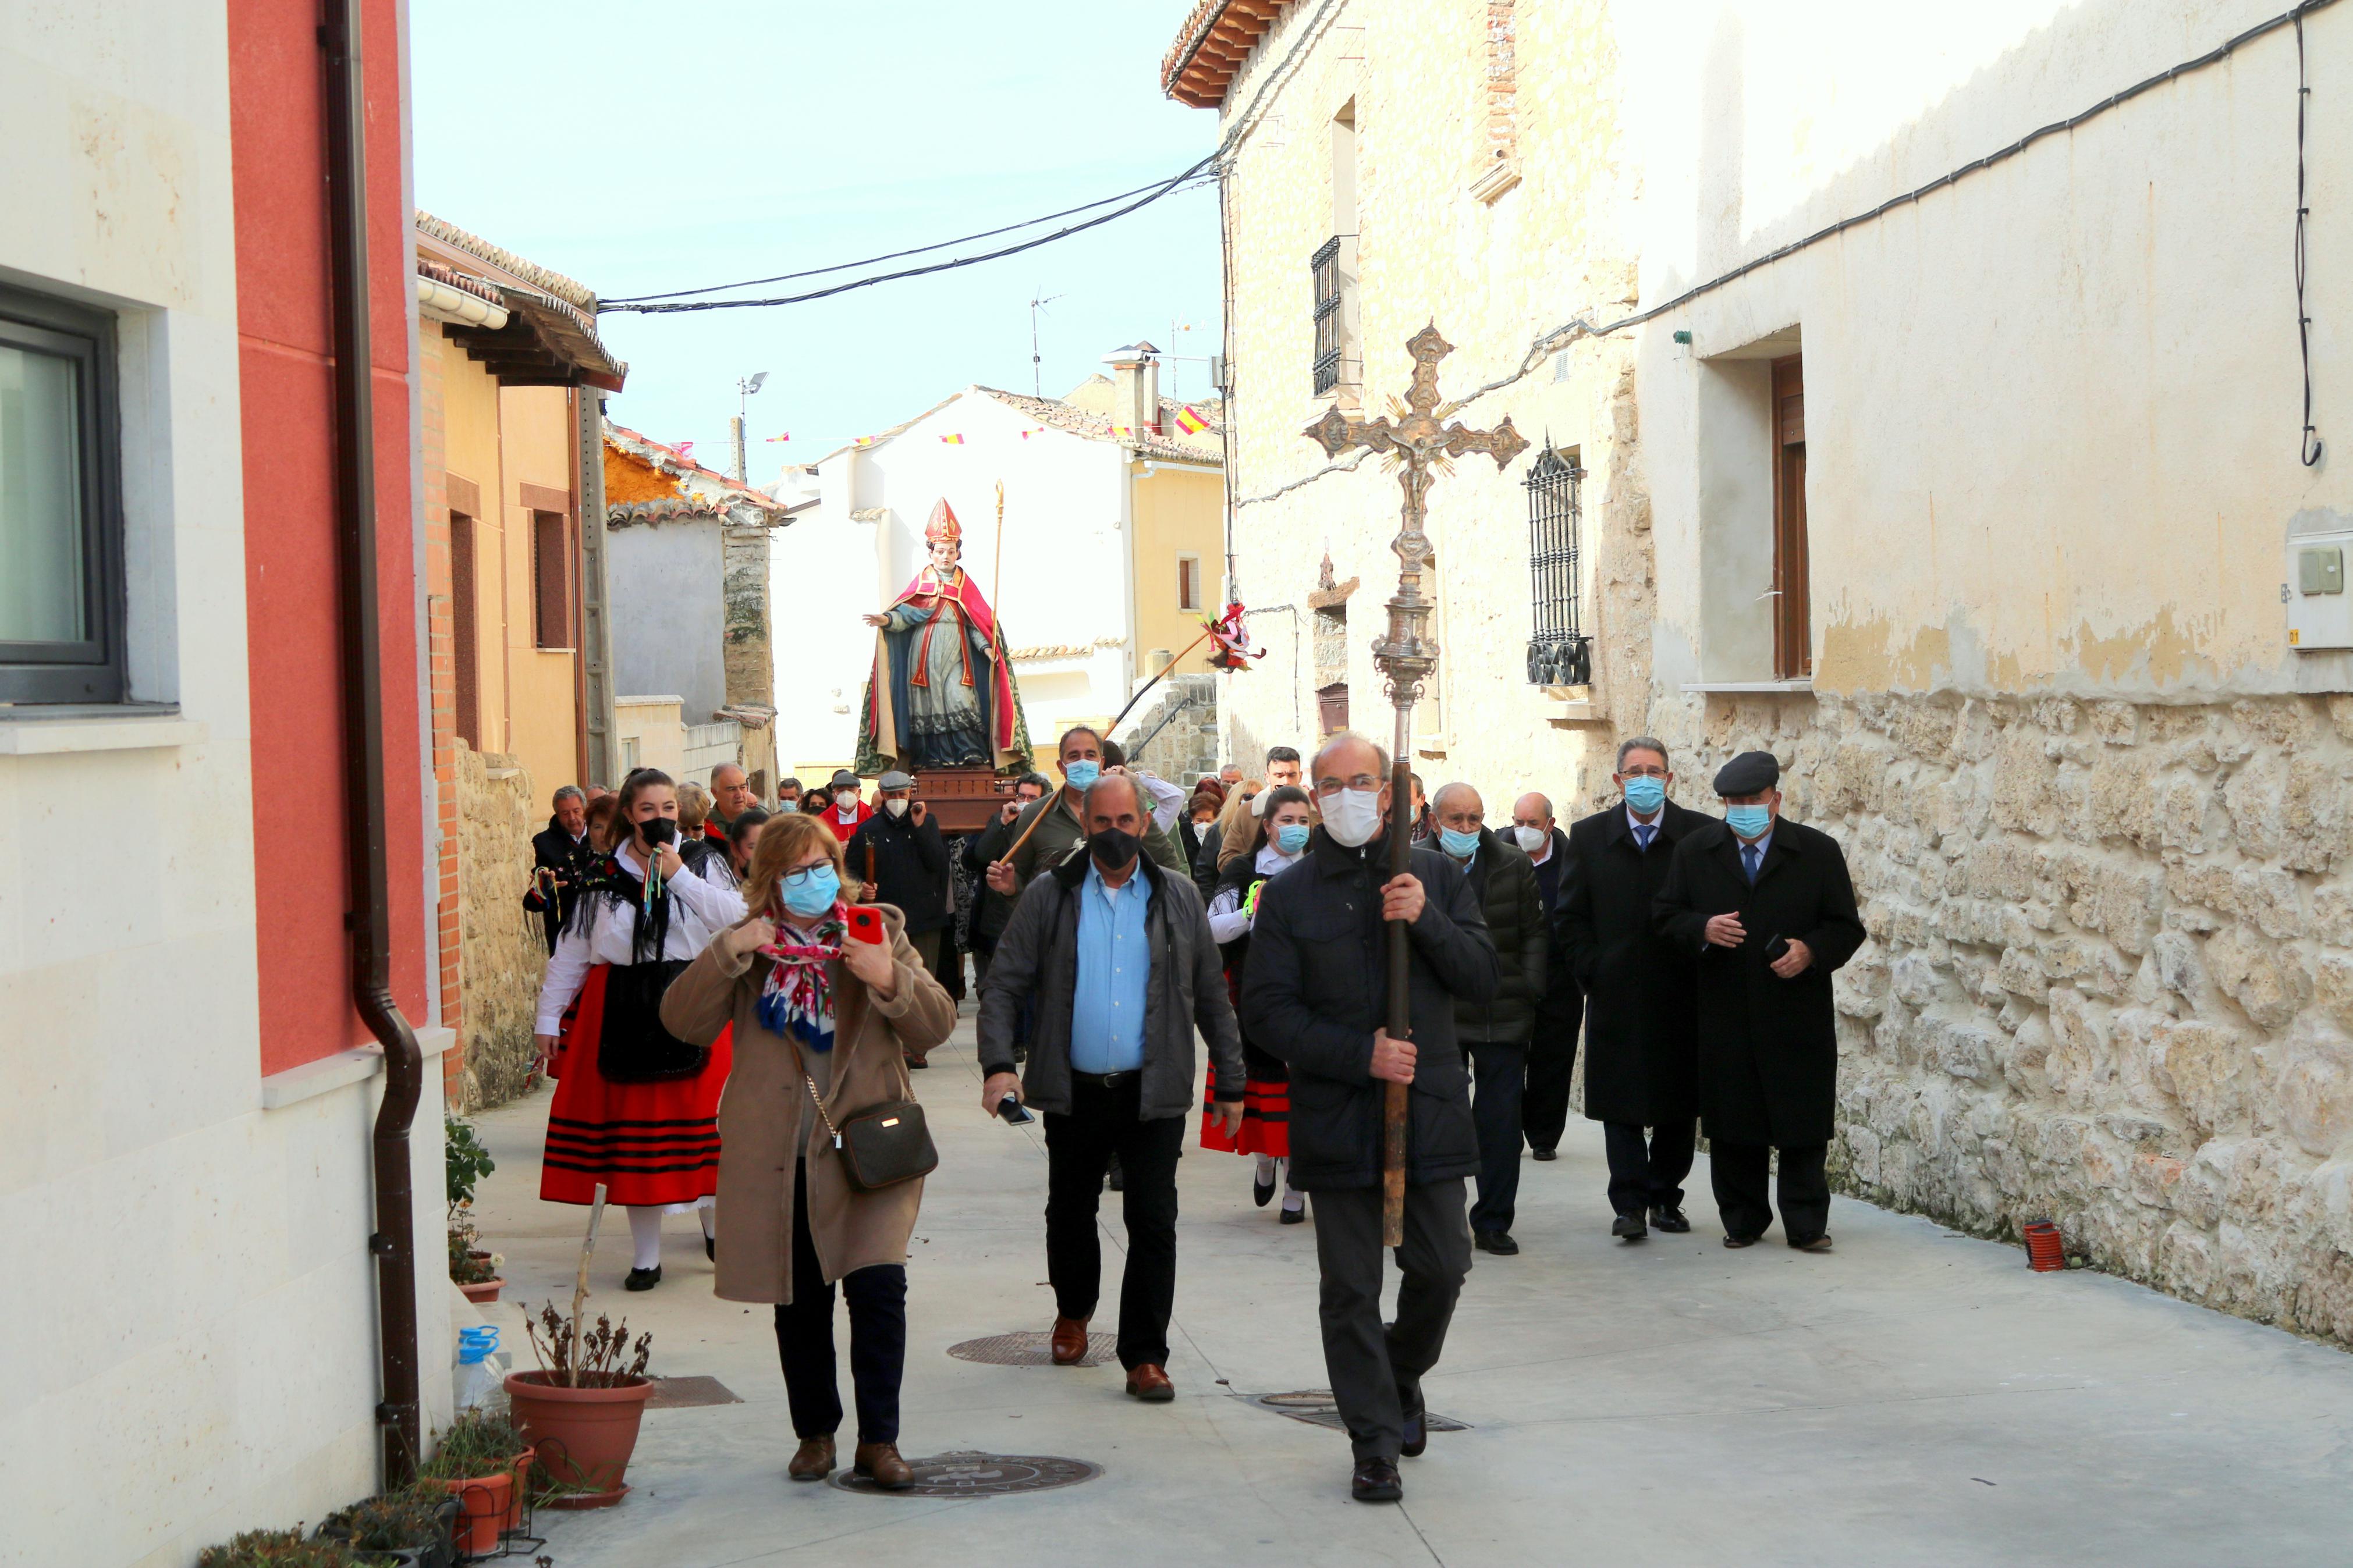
[
  {"left": 1311, "top": 236, "right": 1347, "bottom": 394},
  {"left": 1524, "top": 441, "right": 1591, "bottom": 685}
]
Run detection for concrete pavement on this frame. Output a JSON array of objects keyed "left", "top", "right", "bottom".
[{"left": 464, "top": 1012, "right": 2353, "bottom": 1566}]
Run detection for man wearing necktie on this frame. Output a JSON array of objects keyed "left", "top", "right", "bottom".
[
  {"left": 1653, "top": 751, "right": 1867, "bottom": 1252},
  {"left": 1555, "top": 738, "right": 1713, "bottom": 1240}
]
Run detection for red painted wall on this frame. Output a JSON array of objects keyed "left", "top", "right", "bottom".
[{"left": 229, "top": 0, "right": 428, "bottom": 1074}]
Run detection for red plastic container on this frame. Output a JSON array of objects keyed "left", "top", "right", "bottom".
[{"left": 2022, "top": 1221, "right": 2066, "bottom": 1272}]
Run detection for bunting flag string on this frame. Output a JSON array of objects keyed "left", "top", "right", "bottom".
[
  {"left": 764, "top": 432, "right": 793, "bottom": 443},
  {"left": 938, "top": 433, "right": 966, "bottom": 445},
  {"left": 1174, "top": 405, "right": 1210, "bottom": 435}
]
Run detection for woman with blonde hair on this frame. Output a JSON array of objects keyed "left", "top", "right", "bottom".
[{"left": 663, "top": 810, "right": 956, "bottom": 1490}]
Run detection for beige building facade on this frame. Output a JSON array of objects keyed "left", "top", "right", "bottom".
[{"left": 1173, "top": 0, "right": 2353, "bottom": 1346}]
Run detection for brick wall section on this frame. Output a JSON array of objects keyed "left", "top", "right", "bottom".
[
  {"left": 1481, "top": 1, "right": 1517, "bottom": 176},
  {"left": 421, "top": 328, "right": 463, "bottom": 1101},
  {"left": 450, "top": 741, "right": 544, "bottom": 1111}
]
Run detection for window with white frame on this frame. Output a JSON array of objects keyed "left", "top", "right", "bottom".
[
  {"left": 1177, "top": 553, "right": 1202, "bottom": 613},
  {"left": 0, "top": 286, "right": 122, "bottom": 703}
]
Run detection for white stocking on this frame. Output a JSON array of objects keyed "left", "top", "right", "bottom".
[
  {"left": 1280, "top": 1158, "right": 1305, "bottom": 1213},
  {"left": 627, "top": 1205, "right": 663, "bottom": 1270}
]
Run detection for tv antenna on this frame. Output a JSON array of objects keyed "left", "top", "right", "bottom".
[{"left": 1030, "top": 290, "right": 1064, "bottom": 397}]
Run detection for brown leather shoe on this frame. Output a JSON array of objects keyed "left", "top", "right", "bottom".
[
  {"left": 1050, "top": 1315, "right": 1091, "bottom": 1366},
  {"left": 853, "top": 1441, "right": 914, "bottom": 1489},
  {"left": 1124, "top": 1362, "right": 1175, "bottom": 1402},
  {"left": 787, "top": 1435, "right": 835, "bottom": 1481}
]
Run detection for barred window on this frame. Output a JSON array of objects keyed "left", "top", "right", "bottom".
[
  {"left": 1524, "top": 442, "right": 1590, "bottom": 685},
  {"left": 1311, "top": 236, "right": 1345, "bottom": 396}
]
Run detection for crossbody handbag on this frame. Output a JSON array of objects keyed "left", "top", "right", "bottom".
[{"left": 785, "top": 1031, "right": 938, "bottom": 1193}]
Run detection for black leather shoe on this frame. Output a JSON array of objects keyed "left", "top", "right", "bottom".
[
  {"left": 1105, "top": 1155, "right": 1124, "bottom": 1193},
  {"left": 1254, "top": 1167, "right": 1276, "bottom": 1207},
  {"left": 1473, "top": 1230, "right": 1519, "bottom": 1256},
  {"left": 1351, "top": 1457, "right": 1403, "bottom": 1502},
  {"left": 1400, "top": 1405, "right": 1428, "bottom": 1459},
  {"left": 906, "top": 1053, "right": 929, "bottom": 1069},
  {"left": 1722, "top": 1234, "right": 1760, "bottom": 1249},
  {"left": 1531, "top": 1146, "right": 1559, "bottom": 1162},
  {"left": 624, "top": 1265, "right": 662, "bottom": 1290},
  {"left": 1612, "top": 1212, "right": 1648, "bottom": 1240},
  {"left": 704, "top": 1234, "right": 716, "bottom": 1261},
  {"left": 1279, "top": 1204, "right": 1306, "bottom": 1225},
  {"left": 1650, "top": 1205, "right": 1691, "bottom": 1233}
]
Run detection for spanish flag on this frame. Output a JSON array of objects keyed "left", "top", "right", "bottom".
[
  {"left": 939, "top": 433, "right": 966, "bottom": 445},
  {"left": 1174, "top": 404, "right": 1210, "bottom": 435}
]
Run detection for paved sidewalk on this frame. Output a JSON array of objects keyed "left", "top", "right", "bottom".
[{"left": 466, "top": 1013, "right": 2353, "bottom": 1567}]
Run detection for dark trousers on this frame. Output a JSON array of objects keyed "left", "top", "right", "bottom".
[
  {"left": 1710, "top": 1140, "right": 1830, "bottom": 1243},
  {"left": 1603, "top": 1118, "right": 1697, "bottom": 1217},
  {"left": 1464, "top": 1040, "right": 1527, "bottom": 1235},
  {"left": 1042, "top": 1076, "right": 1186, "bottom": 1370},
  {"left": 1310, "top": 1180, "right": 1472, "bottom": 1463},
  {"left": 773, "top": 1164, "right": 906, "bottom": 1444},
  {"left": 1522, "top": 1005, "right": 1582, "bottom": 1152}
]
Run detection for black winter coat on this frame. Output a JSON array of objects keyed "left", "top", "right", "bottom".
[
  {"left": 1240, "top": 830, "right": 1499, "bottom": 1190},
  {"left": 1556, "top": 801, "right": 1710, "bottom": 1125},
  {"left": 1447, "top": 829, "right": 1546, "bottom": 1044},
  {"left": 848, "top": 809, "right": 950, "bottom": 934},
  {"left": 963, "top": 807, "right": 1025, "bottom": 947},
  {"left": 1652, "top": 817, "right": 1867, "bottom": 1146},
  {"left": 524, "top": 819, "right": 594, "bottom": 954}
]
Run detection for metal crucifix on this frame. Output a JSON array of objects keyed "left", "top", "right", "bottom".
[{"left": 1304, "top": 323, "right": 1528, "bottom": 1245}]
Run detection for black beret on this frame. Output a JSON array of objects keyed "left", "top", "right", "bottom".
[{"left": 1712, "top": 749, "right": 1781, "bottom": 795}]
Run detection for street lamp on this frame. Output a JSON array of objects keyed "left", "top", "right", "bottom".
[{"left": 732, "top": 371, "right": 769, "bottom": 481}]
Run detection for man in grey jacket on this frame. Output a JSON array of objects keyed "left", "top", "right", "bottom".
[{"left": 977, "top": 774, "right": 1245, "bottom": 1402}]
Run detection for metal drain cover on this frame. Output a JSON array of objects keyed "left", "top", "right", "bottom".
[
  {"left": 1250, "top": 1390, "right": 1470, "bottom": 1433},
  {"left": 828, "top": 1452, "right": 1102, "bottom": 1498},
  {"left": 644, "top": 1375, "right": 742, "bottom": 1410},
  {"left": 947, "top": 1331, "right": 1119, "bottom": 1368}
]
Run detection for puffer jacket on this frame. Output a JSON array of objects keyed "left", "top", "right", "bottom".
[{"left": 1447, "top": 827, "right": 1548, "bottom": 1044}]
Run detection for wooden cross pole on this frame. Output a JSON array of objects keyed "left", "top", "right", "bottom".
[{"left": 1303, "top": 324, "right": 1528, "bottom": 1246}]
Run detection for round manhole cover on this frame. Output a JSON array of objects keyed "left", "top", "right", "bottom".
[
  {"left": 828, "top": 1451, "right": 1102, "bottom": 1498},
  {"left": 1250, "top": 1389, "right": 1469, "bottom": 1433},
  {"left": 947, "top": 1331, "right": 1118, "bottom": 1368}
]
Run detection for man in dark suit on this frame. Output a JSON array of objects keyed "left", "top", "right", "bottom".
[
  {"left": 523, "top": 784, "right": 592, "bottom": 954},
  {"left": 1555, "top": 738, "right": 1709, "bottom": 1238},
  {"left": 1510, "top": 791, "right": 1581, "bottom": 1160},
  {"left": 1654, "top": 751, "right": 1866, "bottom": 1252},
  {"left": 1241, "top": 733, "right": 1497, "bottom": 1505}
]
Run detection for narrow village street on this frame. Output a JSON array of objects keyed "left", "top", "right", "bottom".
[{"left": 467, "top": 1004, "right": 2353, "bottom": 1567}]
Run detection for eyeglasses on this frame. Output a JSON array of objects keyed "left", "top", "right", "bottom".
[
  {"left": 781, "top": 865, "right": 833, "bottom": 887},
  {"left": 1617, "top": 766, "right": 1670, "bottom": 779},
  {"left": 1314, "top": 776, "right": 1382, "bottom": 795}
]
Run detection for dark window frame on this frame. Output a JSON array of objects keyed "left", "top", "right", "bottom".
[
  {"left": 531, "top": 507, "right": 572, "bottom": 650},
  {"left": 1523, "top": 440, "right": 1590, "bottom": 685},
  {"left": 0, "top": 285, "right": 125, "bottom": 703},
  {"left": 1770, "top": 354, "right": 1811, "bottom": 678}
]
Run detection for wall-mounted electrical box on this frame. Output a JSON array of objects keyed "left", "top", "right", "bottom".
[{"left": 2287, "top": 527, "right": 2353, "bottom": 650}]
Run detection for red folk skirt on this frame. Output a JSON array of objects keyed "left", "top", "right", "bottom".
[
  {"left": 540, "top": 963, "right": 732, "bottom": 1207},
  {"left": 1201, "top": 1038, "right": 1289, "bottom": 1158}
]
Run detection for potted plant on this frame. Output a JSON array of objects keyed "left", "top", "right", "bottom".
[
  {"left": 445, "top": 1116, "right": 503, "bottom": 1302},
  {"left": 197, "top": 1528, "right": 388, "bottom": 1567},
  {"left": 447, "top": 1215, "right": 504, "bottom": 1304},
  {"left": 505, "top": 1302, "right": 655, "bottom": 1508},
  {"left": 314, "top": 1487, "right": 460, "bottom": 1568},
  {"left": 417, "top": 1409, "right": 533, "bottom": 1555}
]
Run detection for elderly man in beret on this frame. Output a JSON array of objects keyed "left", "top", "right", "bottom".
[{"left": 1653, "top": 750, "right": 1866, "bottom": 1251}]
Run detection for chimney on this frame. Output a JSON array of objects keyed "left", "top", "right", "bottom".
[{"left": 1102, "top": 342, "right": 1162, "bottom": 435}]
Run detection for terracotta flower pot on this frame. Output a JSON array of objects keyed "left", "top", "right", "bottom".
[
  {"left": 2022, "top": 1220, "right": 2067, "bottom": 1272},
  {"left": 427, "top": 1467, "right": 514, "bottom": 1555},
  {"left": 457, "top": 1277, "right": 504, "bottom": 1304},
  {"left": 505, "top": 1371, "right": 654, "bottom": 1505}
]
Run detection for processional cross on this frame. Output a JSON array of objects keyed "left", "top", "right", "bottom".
[{"left": 1303, "top": 323, "right": 1528, "bottom": 1244}]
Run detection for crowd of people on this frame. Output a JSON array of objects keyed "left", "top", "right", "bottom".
[{"left": 510, "top": 726, "right": 1864, "bottom": 1501}]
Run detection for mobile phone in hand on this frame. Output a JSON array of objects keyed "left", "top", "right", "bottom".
[
  {"left": 996, "top": 1093, "right": 1035, "bottom": 1125},
  {"left": 846, "top": 906, "right": 885, "bottom": 944},
  {"left": 1763, "top": 934, "right": 1791, "bottom": 965}
]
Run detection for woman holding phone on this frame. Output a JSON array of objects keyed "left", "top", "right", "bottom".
[
  {"left": 662, "top": 810, "right": 955, "bottom": 1490},
  {"left": 533, "top": 767, "right": 745, "bottom": 1290}
]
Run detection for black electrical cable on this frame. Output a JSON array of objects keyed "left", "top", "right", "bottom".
[
  {"left": 602, "top": 161, "right": 1219, "bottom": 315},
  {"left": 2298, "top": 10, "right": 2325, "bottom": 466}
]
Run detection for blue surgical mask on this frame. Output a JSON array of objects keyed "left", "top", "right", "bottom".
[
  {"left": 1724, "top": 804, "right": 1773, "bottom": 840},
  {"left": 1440, "top": 826, "right": 1481, "bottom": 859},
  {"left": 1623, "top": 775, "right": 1667, "bottom": 814},
  {"left": 1063, "top": 760, "right": 1101, "bottom": 790},
  {"left": 779, "top": 863, "right": 841, "bottom": 917},
  {"left": 1275, "top": 823, "right": 1311, "bottom": 855}
]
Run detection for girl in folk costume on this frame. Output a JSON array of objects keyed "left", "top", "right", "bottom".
[
  {"left": 858, "top": 499, "right": 1021, "bottom": 770},
  {"left": 532, "top": 768, "right": 747, "bottom": 1290},
  {"left": 1200, "top": 784, "right": 1315, "bottom": 1222}
]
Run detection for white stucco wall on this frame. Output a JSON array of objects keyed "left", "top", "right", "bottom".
[
  {"left": 0, "top": 12, "right": 451, "bottom": 1565},
  {"left": 609, "top": 518, "right": 730, "bottom": 722}
]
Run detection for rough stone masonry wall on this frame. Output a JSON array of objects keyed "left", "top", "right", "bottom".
[
  {"left": 1652, "top": 688, "right": 2353, "bottom": 1347},
  {"left": 1114, "top": 672, "right": 1219, "bottom": 786},
  {"left": 452, "top": 742, "right": 545, "bottom": 1112}
]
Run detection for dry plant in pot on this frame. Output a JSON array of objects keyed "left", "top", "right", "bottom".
[
  {"left": 416, "top": 1409, "right": 531, "bottom": 1554},
  {"left": 446, "top": 1211, "right": 504, "bottom": 1304},
  {"left": 504, "top": 1302, "right": 655, "bottom": 1508},
  {"left": 196, "top": 1528, "right": 391, "bottom": 1567},
  {"left": 313, "top": 1485, "right": 460, "bottom": 1568}
]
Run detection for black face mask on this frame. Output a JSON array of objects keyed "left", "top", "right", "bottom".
[
  {"left": 1089, "top": 826, "right": 1140, "bottom": 874},
  {"left": 639, "top": 816, "right": 677, "bottom": 847}
]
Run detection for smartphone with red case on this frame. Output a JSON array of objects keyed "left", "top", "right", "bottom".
[{"left": 846, "top": 906, "right": 885, "bottom": 945}]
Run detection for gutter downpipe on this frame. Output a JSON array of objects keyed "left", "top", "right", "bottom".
[{"left": 324, "top": 0, "right": 427, "bottom": 1488}]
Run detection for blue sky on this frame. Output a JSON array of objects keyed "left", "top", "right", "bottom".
[{"left": 411, "top": 1, "right": 1227, "bottom": 479}]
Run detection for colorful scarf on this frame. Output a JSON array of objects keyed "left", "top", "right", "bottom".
[{"left": 758, "top": 901, "right": 846, "bottom": 1051}]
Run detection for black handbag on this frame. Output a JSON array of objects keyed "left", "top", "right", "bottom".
[{"left": 786, "top": 1035, "right": 938, "bottom": 1192}]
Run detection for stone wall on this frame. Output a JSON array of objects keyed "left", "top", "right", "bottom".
[
  {"left": 1651, "top": 688, "right": 2353, "bottom": 1348},
  {"left": 452, "top": 742, "right": 545, "bottom": 1112},
  {"left": 1114, "top": 672, "right": 1219, "bottom": 785},
  {"left": 722, "top": 520, "right": 775, "bottom": 709}
]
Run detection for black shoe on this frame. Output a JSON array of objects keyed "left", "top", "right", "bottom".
[
  {"left": 1473, "top": 1230, "right": 1519, "bottom": 1256},
  {"left": 1105, "top": 1155, "right": 1124, "bottom": 1193},
  {"left": 704, "top": 1234, "right": 716, "bottom": 1262},
  {"left": 906, "top": 1053, "right": 930, "bottom": 1069},
  {"left": 1254, "top": 1167, "right": 1276, "bottom": 1207},
  {"left": 1351, "top": 1457, "right": 1403, "bottom": 1503},
  {"left": 624, "top": 1265, "right": 662, "bottom": 1290},
  {"left": 1400, "top": 1405, "right": 1428, "bottom": 1459},
  {"left": 1650, "top": 1204, "right": 1691, "bottom": 1233},
  {"left": 1531, "top": 1146, "right": 1559, "bottom": 1162},
  {"left": 1723, "top": 1234, "right": 1761, "bottom": 1249},
  {"left": 1612, "top": 1211, "right": 1648, "bottom": 1241},
  {"left": 1279, "top": 1204, "right": 1306, "bottom": 1225}
]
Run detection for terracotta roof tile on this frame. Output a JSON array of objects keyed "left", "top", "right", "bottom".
[
  {"left": 604, "top": 423, "right": 788, "bottom": 525},
  {"left": 416, "top": 210, "right": 597, "bottom": 310},
  {"left": 1162, "top": 0, "right": 1294, "bottom": 109}
]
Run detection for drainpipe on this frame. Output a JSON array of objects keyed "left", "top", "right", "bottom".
[{"left": 323, "top": 0, "right": 426, "bottom": 1489}]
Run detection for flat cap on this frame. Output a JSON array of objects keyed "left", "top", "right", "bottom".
[
  {"left": 1712, "top": 749, "right": 1781, "bottom": 795},
  {"left": 877, "top": 769, "right": 914, "bottom": 791},
  {"left": 829, "top": 767, "right": 861, "bottom": 788}
]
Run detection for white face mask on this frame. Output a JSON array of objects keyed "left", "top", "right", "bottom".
[
  {"left": 1513, "top": 824, "right": 1546, "bottom": 854},
  {"left": 1321, "top": 786, "right": 1385, "bottom": 849},
  {"left": 835, "top": 789, "right": 858, "bottom": 810},
  {"left": 883, "top": 798, "right": 908, "bottom": 817}
]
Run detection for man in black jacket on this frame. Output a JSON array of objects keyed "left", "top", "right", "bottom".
[
  {"left": 1556, "top": 738, "right": 1709, "bottom": 1239},
  {"left": 1431, "top": 783, "right": 1547, "bottom": 1255},
  {"left": 523, "top": 785, "right": 591, "bottom": 954},
  {"left": 847, "top": 769, "right": 952, "bottom": 980},
  {"left": 1510, "top": 792, "right": 1582, "bottom": 1160},
  {"left": 963, "top": 771, "right": 1051, "bottom": 987},
  {"left": 1654, "top": 750, "right": 1867, "bottom": 1253},
  {"left": 1241, "top": 733, "right": 1497, "bottom": 1505}
]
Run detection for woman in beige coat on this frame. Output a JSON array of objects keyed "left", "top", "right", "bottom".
[{"left": 662, "top": 810, "right": 955, "bottom": 1489}]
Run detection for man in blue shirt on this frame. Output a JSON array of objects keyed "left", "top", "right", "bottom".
[{"left": 977, "top": 774, "right": 1244, "bottom": 1401}]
